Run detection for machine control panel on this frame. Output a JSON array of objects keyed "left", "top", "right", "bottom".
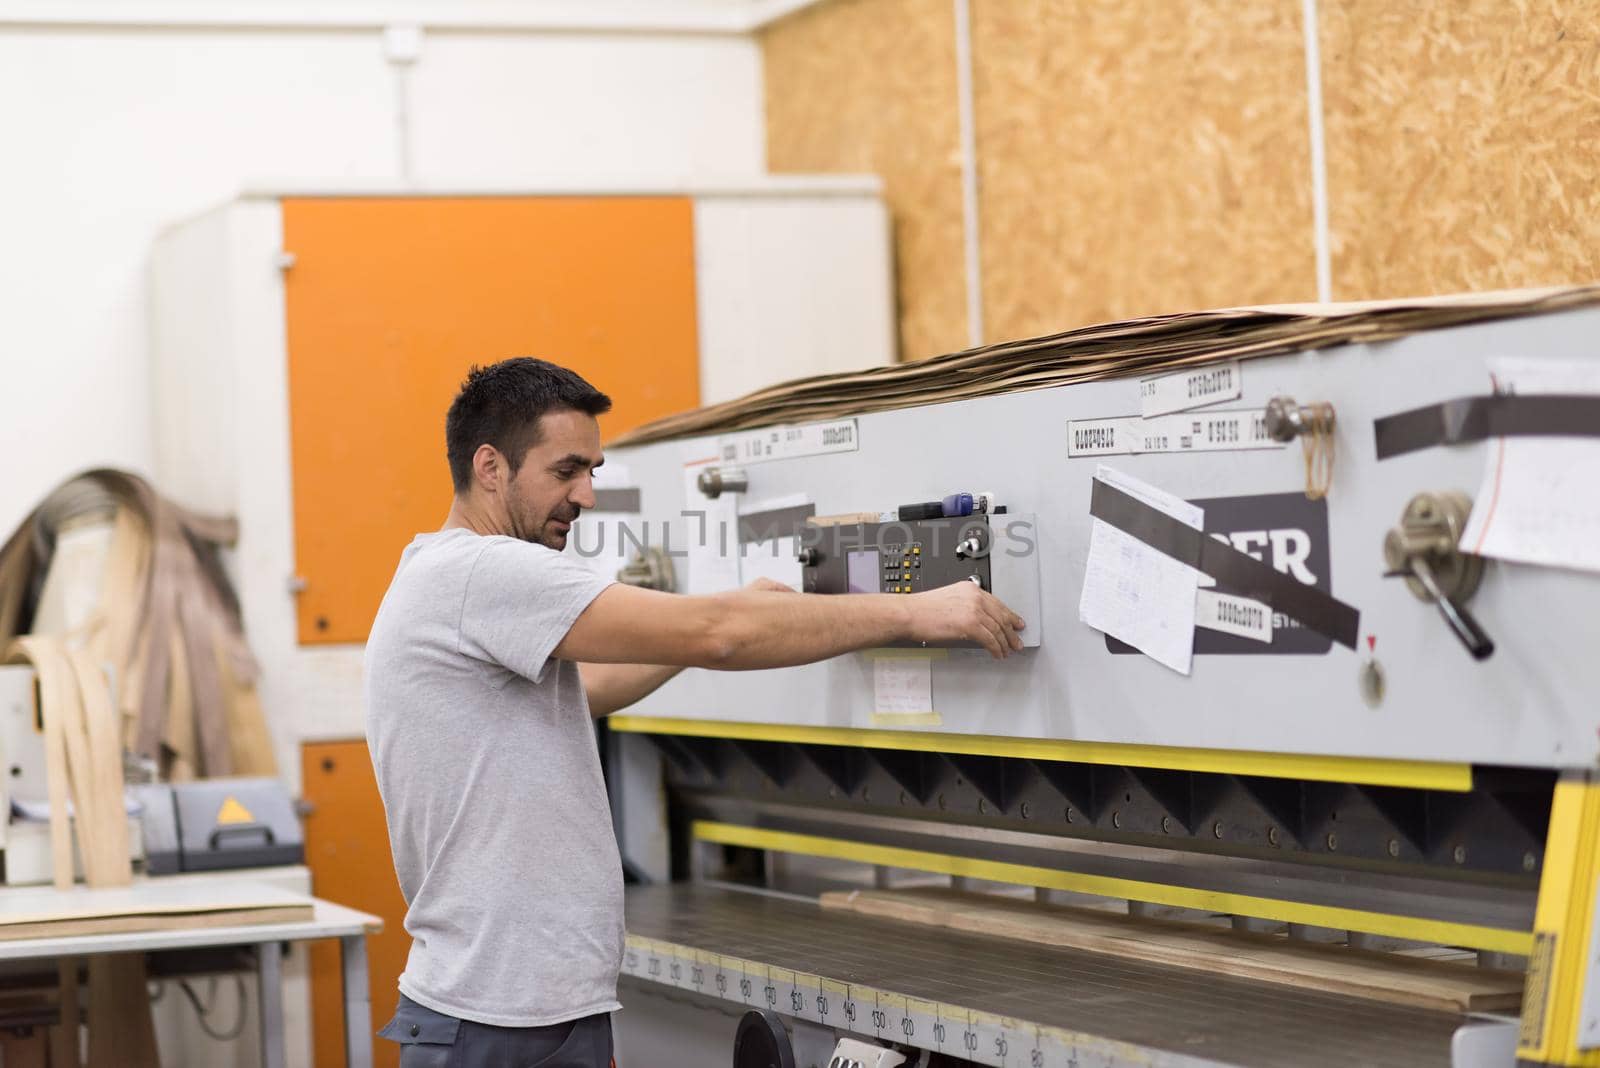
[
  {"left": 799, "top": 514, "right": 1040, "bottom": 648},
  {"left": 803, "top": 518, "right": 991, "bottom": 597}
]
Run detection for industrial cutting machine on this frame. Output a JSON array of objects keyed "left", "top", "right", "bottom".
[{"left": 589, "top": 290, "right": 1600, "bottom": 1068}]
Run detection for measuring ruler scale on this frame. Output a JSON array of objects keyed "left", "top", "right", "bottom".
[{"left": 622, "top": 934, "right": 1215, "bottom": 1067}]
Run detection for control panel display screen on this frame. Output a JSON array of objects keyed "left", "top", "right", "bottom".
[{"left": 846, "top": 550, "right": 880, "bottom": 594}]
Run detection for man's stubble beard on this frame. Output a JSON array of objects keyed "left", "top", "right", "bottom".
[{"left": 508, "top": 484, "right": 576, "bottom": 551}]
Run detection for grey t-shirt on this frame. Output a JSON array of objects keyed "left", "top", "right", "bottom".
[{"left": 364, "top": 527, "right": 618, "bottom": 1027}]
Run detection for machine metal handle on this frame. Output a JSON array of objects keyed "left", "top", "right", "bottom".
[
  {"left": 209, "top": 823, "right": 276, "bottom": 850},
  {"left": 1406, "top": 557, "right": 1496, "bottom": 661}
]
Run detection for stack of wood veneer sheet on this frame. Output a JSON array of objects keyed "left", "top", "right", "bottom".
[
  {"left": 823, "top": 888, "right": 1521, "bottom": 1016},
  {"left": 0, "top": 470, "right": 285, "bottom": 1066},
  {"left": 0, "top": 469, "right": 275, "bottom": 783},
  {"left": 612, "top": 285, "right": 1600, "bottom": 446}
]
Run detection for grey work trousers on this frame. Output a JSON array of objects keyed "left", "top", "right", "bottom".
[{"left": 379, "top": 993, "right": 615, "bottom": 1068}]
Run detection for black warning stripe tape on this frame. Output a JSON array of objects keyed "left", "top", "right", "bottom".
[
  {"left": 1089, "top": 479, "right": 1361, "bottom": 650},
  {"left": 737, "top": 503, "right": 817, "bottom": 545},
  {"left": 591, "top": 488, "right": 642, "bottom": 513},
  {"left": 1373, "top": 394, "right": 1600, "bottom": 460}
]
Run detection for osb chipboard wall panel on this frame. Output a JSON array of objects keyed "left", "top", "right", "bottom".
[
  {"left": 972, "top": 0, "right": 1319, "bottom": 343},
  {"left": 1322, "top": 2, "right": 1600, "bottom": 300},
  {"left": 762, "top": 0, "right": 967, "bottom": 360}
]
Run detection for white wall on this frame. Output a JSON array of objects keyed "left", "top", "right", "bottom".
[{"left": 0, "top": 14, "right": 765, "bottom": 535}]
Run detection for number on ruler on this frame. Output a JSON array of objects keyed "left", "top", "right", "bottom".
[
  {"left": 739, "top": 978, "right": 752, "bottom": 999},
  {"left": 765, "top": 985, "right": 777, "bottom": 1007},
  {"left": 790, "top": 990, "right": 804, "bottom": 1013},
  {"left": 871, "top": 1010, "right": 887, "bottom": 1030},
  {"left": 714, "top": 973, "right": 727, "bottom": 995}
]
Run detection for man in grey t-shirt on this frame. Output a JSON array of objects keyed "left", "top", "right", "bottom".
[{"left": 366, "top": 358, "right": 1024, "bottom": 1067}]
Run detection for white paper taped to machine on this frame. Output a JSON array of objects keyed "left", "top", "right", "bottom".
[
  {"left": 872, "top": 656, "right": 934, "bottom": 716},
  {"left": 1078, "top": 466, "right": 1203, "bottom": 674},
  {"left": 1458, "top": 356, "right": 1600, "bottom": 575}
]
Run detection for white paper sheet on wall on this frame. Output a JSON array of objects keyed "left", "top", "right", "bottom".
[
  {"left": 682, "top": 456, "right": 742, "bottom": 594},
  {"left": 1458, "top": 357, "right": 1600, "bottom": 575},
  {"left": 1078, "top": 466, "right": 1204, "bottom": 675}
]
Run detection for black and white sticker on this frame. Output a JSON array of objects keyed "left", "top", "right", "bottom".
[
  {"left": 719, "top": 418, "right": 859, "bottom": 465},
  {"left": 1108, "top": 492, "right": 1333, "bottom": 656},
  {"left": 1195, "top": 590, "right": 1273, "bottom": 643},
  {"left": 1068, "top": 410, "right": 1283, "bottom": 457},
  {"left": 1139, "top": 360, "right": 1243, "bottom": 417}
]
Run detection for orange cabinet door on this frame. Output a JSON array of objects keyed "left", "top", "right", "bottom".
[
  {"left": 283, "top": 196, "right": 700, "bottom": 645},
  {"left": 302, "top": 740, "right": 411, "bottom": 1068}
]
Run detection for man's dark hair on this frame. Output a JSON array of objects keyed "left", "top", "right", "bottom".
[{"left": 445, "top": 358, "right": 613, "bottom": 492}]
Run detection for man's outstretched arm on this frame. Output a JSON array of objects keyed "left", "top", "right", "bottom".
[
  {"left": 577, "top": 579, "right": 799, "bottom": 717},
  {"left": 578, "top": 662, "right": 681, "bottom": 718},
  {"left": 556, "top": 579, "right": 1024, "bottom": 672}
]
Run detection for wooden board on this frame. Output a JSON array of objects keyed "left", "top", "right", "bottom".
[
  {"left": 820, "top": 887, "right": 1523, "bottom": 1015},
  {"left": 0, "top": 904, "right": 313, "bottom": 942},
  {"left": 54, "top": 958, "right": 78, "bottom": 1068},
  {"left": 86, "top": 955, "right": 158, "bottom": 1068},
  {"left": 972, "top": 0, "right": 1317, "bottom": 343},
  {"left": 1321, "top": 1, "right": 1600, "bottom": 301},
  {"left": 761, "top": 0, "right": 967, "bottom": 361},
  {"left": 0, "top": 880, "right": 312, "bottom": 928}
]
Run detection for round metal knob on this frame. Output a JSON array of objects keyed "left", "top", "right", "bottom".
[
  {"left": 1383, "top": 490, "right": 1481, "bottom": 603},
  {"left": 616, "top": 546, "right": 677, "bottom": 592},
  {"left": 696, "top": 466, "right": 748, "bottom": 499},
  {"left": 1263, "top": 395, "right": 1306, "bottom": 442}
]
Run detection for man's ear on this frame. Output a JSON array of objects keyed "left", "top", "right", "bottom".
[{"left": 472, "top": 443, "right": 504, "bottom": 493}]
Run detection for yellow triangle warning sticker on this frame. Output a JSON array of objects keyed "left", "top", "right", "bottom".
[{"left": 217, "top": 796, "right": 255, "bottom": 825}]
